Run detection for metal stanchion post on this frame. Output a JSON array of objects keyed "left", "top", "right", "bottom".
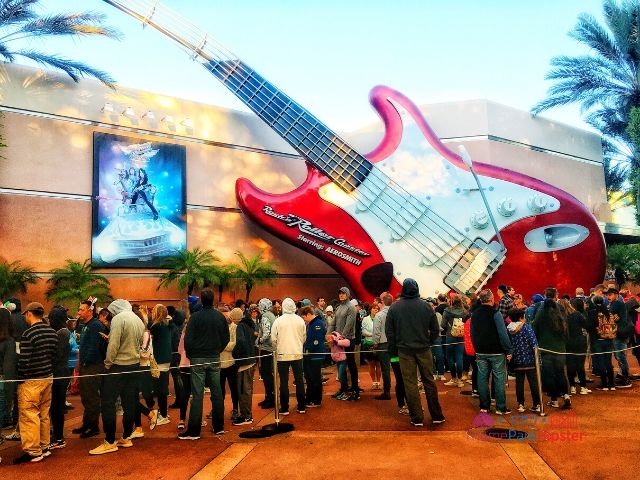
[
  {"left": 272, "top": 350, "right": 280, "bottom": 425},
  {"left": 534, "top": 346, "right": 546, "bottom": 417},
  {"left": 238, "top": 350, "right": 293, "bottom": 438}
]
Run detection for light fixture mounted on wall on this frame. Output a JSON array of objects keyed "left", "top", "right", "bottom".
[
  {"left": 122, "top": 106, "right": 136, "bottom": 118},
  {"left": 180, "top": 117, "right": 193, "bottom": 129},
  {"left": 161, "top": 115, "right": 175, "bottom": 125},
  {"left": 101, "top": 102, "right": 114, "bottom": 113},
  {"left": 141, "top": 110, "right": 155, "bottom": 120}
]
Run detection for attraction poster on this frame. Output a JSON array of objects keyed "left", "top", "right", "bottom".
[{"left": 91, "top": 132, "right": 187, "bottom": 267}]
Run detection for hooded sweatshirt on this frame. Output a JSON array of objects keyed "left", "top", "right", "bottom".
[
  {"left": 257, "top": 298, "right": 276, "bottom": 352},
  {"left": 105, "top": 299, "right": 145, "bottom": 368},
  {"left": 271, "top": 298, "right": 306, "bottom": 361},
  {"left": 385, "top": 279, "right": 439, "bottom": 355},
  {"left": 334, "top": 288, "right": 357, "bottom": 340}
]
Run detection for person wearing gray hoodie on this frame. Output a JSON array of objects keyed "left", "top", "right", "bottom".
[
  {"left": 90, "top": 299, "right": 144, "bottom": 456},
  {"left": 257, "top": 298, "right": 276, "bottom": 409},
  {"left": 333, "top": 287, "right": 359, "bottom": 400}
]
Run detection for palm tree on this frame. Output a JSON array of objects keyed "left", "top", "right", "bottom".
[
  {"left": 231, "top": 251, "right": 278, "bottom": 302},
  {"left": 0, "top": 0, "right": 120, "bottom": 87},
  {"left": 531, "top": 0, "right": 640, "bottom": 136},
  {"left": 46, "top": 259, "right": 112, "bottom": 310},
  {"left": 157, "top": 247, "right": 220, "bottom": 296},
  {"left": 210, "top": 264, "right": 236, "bottom": 303},
  {"left": 0, "top": 259, "right": 38, "bottom": 299},
  {"left": 531, "top": 1, "right": 640, "bottom": 214}
]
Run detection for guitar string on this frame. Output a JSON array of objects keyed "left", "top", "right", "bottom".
[
  {"left": 112, "top": 0, "right": 498, "bottom": 289},
  {"left": 130, "top": 0, "right": 476, "bottom": 260},
  {"left": 114, "top": 0, "right": 478, "bottom": 277},
  {"left": 116, "top": 1, "right": 472, "bottom": 272},
  {"left": 114, "top": 0, "right": 494, "bottom": 288}
]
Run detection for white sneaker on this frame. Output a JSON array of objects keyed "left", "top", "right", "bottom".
[
  {"left": 570, "top": 386, "right": 576, "bottom": 395},
  {"left": 89, "top": 441, "right": 118, "bottom": 455},
  {"left": 443, "top": 379, "right": 457, "bottom": 386},
  {"left": 456, "top": 381, "right": 465, "bottom": 388},
  {"left": 129, "top": 428, "right": 144, "bottom": 439},
  {"left": 116, "top": 437, "right": 133, "bottom": 448},
  {"left": 517, "top": 404, "right": 526, "bottom": 413},
  {"left": 156, "top": 414, "right": 171, "bottom": 426},
  {"left": 580, "top": 387, "right": 592, "bottom": 395}
]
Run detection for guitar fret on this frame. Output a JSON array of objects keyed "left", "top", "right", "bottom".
[{"left": 211, "top": 59, "right": 371, "bottom": 192}]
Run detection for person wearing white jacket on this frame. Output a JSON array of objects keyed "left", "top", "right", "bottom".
[{"left": 271, "top": 298, "right": 306, "bottom": 415}]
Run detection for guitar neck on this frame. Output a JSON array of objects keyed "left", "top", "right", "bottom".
[{"left": 103, "top": 0, "right": 371, "bottom": 193}]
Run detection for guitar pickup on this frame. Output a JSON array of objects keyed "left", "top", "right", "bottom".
[{"left": 444, "top": 240, "right": 506, "bottom": 294}]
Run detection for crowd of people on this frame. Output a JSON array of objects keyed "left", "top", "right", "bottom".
[{"left": 0, "top": 279, "right": 639, "bottom": 464}]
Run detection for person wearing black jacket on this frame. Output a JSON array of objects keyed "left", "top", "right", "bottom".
[
  {"left": 72, "top": 300, "right": 105, "bottom": 439},
  {"left": 179, "top": 288, "right": 229, "bottom": 440},
  {"left": 470, "top": 289, "right": 513, "bottom": 414},
  {"left": 564, "top": 298, "right": 590, "bottom": 395},
  {"left": 167, "top": 306, "right": 184, "bottom": 410},
  {"left": 231, "top": 309, "right": 256, "bottom": 425},
  {"left": 385, "top": 278, "right": 445, "bottom": 427},
  {"left": 607, "top": 288, "right": 632, "bottom": 388},
  {"left": 48, "top": 306, "right": 71, "bottom": 449}
]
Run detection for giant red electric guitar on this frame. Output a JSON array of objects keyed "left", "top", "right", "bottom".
[{"left": 105, "top": 0, "right": 606, "bottom": 300}]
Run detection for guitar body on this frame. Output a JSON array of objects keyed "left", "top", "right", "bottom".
[
  {"left": 102, "top": 1, "right": 606, "bottom": 301},
  {"left": 237, "top": 86, "right": 606, "bottom": 300}
]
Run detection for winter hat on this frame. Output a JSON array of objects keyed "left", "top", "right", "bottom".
[
  {"left": 338, "top": 286, "right": 351, "bottom": 297},
  {"left": 301, "top": 299, "right": 312, "bottom": 306},
  {"left": 530, "top": 293, "right": 544, "bottom": 303},
  {"left": 3, "top": 300, "right": 16, "bottom": 312},
  {"left": 325, "top": 305, "right": 334, "bottom": 313},
  {"left": 107, "top": 299, "right": 132, "bottom": 316},
  {"left": 230, "top": 308, "right": 243, "bottom": 321},
  {"left": 349, "top": 299, "right": 358, "bottom": 307},
  {"left": 282, "top": 298, "right": 297, "bottom": 314},
  {"left": 258, "top": 298, "right": 273, "bottom": 314}
]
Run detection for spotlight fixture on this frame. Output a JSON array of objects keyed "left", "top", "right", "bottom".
[
  {"left": 141, "top": 110, "right": 155, "bottom": 120},
  {"left": 101, "top": 102, "right": 114, "bottom": 113},
  {"left": 161, "top": 115, "right": 175, "bottom": 125},
  {"left": 180, "top": 117, "right": 193, "bottom": 128},
  {"left": 122, "top": 106, "right": 136, "bottom": 118}
]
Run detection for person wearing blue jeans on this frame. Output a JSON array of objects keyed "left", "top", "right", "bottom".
[
  {"left": 445, "top": 336, "right": 465, "bottom": 383},
  {"left": 179, "top": 288, "right": 230, "bottom": 440},
  {"left": 470, "top": 289, "right": 513, "bottom": 414},
  {"left": 188, "top": 358, "right": 224, "bottom": 433},
  {"left": 431, "top": 336, "right": 445, "bottom": 379},
  {"left": 613, "top": 337, "right": 631, "bottom": 385},
  {"left": 476, "top": 353, "right": 508, "bottom": 412}
]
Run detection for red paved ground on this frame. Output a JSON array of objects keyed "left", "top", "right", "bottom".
[{"left": 1, "top": 357, "right": 639, "bottom": 479}]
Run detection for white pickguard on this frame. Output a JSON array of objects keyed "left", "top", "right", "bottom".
[{"left": 319, "top": 112, "right": 559, "bottom": 296}]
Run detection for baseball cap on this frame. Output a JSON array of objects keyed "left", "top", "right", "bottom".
[{"left": 23, "top": 302, "right": 45, "bottom": 315}]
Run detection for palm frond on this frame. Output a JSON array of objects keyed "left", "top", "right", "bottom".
[
  {"left": 0, "top": 0, "right": 37, "bottom": 27},
  {"left": 570, "top": 12, "right": 624, "bottom": 63},
  {"left": 16, "top": 12, "right": 121, "bottom": 40},
  {"left": 14, "top": 48, "right": 116, "bottom": 87}
]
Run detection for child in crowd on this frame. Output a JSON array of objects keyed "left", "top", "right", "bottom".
[{"left": 507, "top": 308, "right": 541, "bottom": 413}]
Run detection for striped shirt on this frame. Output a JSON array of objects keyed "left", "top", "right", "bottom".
[{"left": 18, "top": 322, "right": 58, "bottom": 380}]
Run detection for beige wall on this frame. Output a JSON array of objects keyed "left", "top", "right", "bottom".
[{"left": 0, "top": 63, "right": 606, "bottom": 308}]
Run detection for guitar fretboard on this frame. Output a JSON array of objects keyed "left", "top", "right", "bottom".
[{"left": 209, "top": 60, "right": 372, "bottom": 193}]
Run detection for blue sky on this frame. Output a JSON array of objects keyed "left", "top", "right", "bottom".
[{"left": 32, "top": 0, "right": 605, "bottom": 132}]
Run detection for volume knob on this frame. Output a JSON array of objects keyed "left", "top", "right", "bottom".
[
  {"left": 497, "top": 197, "right": 516, "bottom": 217},
  {"left": 527, "top": 195, "right": 548, "bottom": 213},
  {"left": 470, "top": 211, "right": 489, "bottom": 230}
]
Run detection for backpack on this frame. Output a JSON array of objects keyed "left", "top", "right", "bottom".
[
  {"left": 597, "top": 311, "right": 617, "bottom": 339},
  {"left": 451, "top": 317, "right": 465, "bottom": 337}
]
